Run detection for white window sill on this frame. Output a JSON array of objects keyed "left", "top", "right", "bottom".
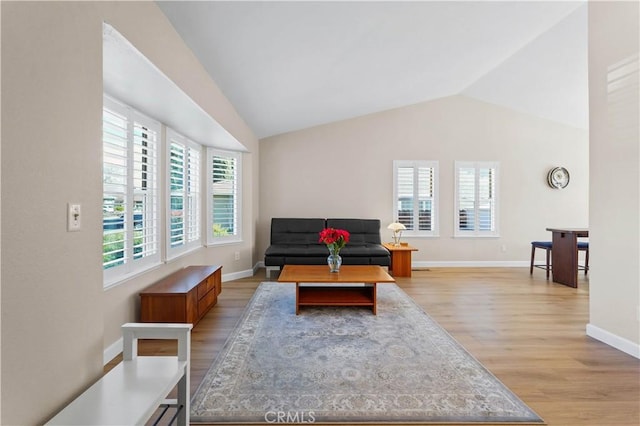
[
  {"left": 103, "top": 261, "right": 163, "bottom": 291},
  {"left": 207, "top": 238, "right": 243, "bottom": 247},
  {"left": 453, "top": 234, "right": 501, "bottom": 238}
]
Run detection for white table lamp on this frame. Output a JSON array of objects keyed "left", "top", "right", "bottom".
[{"left": 387, "top": 222, "right": 406, "bottom": 246}]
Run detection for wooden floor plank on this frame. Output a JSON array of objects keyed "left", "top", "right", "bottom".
[{"left": 107, "top": 267, "right": 639, "bottom": 426}]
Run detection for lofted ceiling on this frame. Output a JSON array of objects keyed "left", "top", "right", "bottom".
[{"left": 158, "top": 1, "right": 587, "bottom": 139}]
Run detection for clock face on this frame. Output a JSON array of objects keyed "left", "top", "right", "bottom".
[{"left": 547, "top": 167, "right": 570, "bottom": 189}]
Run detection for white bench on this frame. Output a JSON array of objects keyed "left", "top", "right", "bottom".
[{"left": 46, "top": 323, "right": 192, "bottom": 426}]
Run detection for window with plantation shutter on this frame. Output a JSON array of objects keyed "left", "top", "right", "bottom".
[
  {"left": 167, "top": 129, "right": 201, "bottom": 257},
  {"left": 208, "top": 149, "right": 242, "bottom": 244},
  {"left": 455, "top": 161, "right": 499, "bottom": 237},
  {"left": 393, "top": 160, "right": 439, "bottom": 237},
  {"left": 103, "top": 96, "right": 160, "bottom": 286}
]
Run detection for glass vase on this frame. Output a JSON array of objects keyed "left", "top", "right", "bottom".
[{"left": 327, "top": 246, "right": 342, "bottom": 273}]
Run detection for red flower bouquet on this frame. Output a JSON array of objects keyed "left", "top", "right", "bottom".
[{"left": 318, "top": 228, "right": 350, "bottom": 254}]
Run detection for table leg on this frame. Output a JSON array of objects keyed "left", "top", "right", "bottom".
[
  {"left": 551, "top": 231, "right": 579, "bottom": 288},
  {"left": 295, "top": 282, "right": 300, "bottom": 315},
  {"left": 372, "top": 283, "right": 377, "bottom": 315}
]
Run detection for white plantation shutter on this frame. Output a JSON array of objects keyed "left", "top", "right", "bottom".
[
  {"left": 187, "top": 146, "right": 201, "bottom": 243},
  {"left": 457, "top": 166, "right": 476, "bottom": 231},
  {"left": 396, "top": 166, "right": 414, "bottom": 229},
  {"left": 167, "top": 129, "right": 201, "bottom": 256},
  {"left": 417, "top": 167, "right": 434, "bottom": 231},
  {"left": 169, "top": 141, "right": 186, "bottom": 248},
  {"left": 132, "top": 115, "right": 159, "bottom": 259},
  {"left": 393, "top": 160, "right": 438, "bottom": 236},
  {"left": 455, "top": 161, "right": 499, "bottom": 237},
  {"left": 103, "top": 96, "right": 160, "bottom": 285},
  {"left": 208, "top": 149, "right": 241, "bottom": 243},
  {"left": 478, "top": 167, "right": 495, "bottom": 231},
  {"left": 102, "top": 105, "right": 128, "bottom": 270}
]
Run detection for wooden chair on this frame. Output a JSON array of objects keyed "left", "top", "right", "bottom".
[
  {"left": 577, "top": 241, "right": 590, "bottom": 274},
  {"left": 530, "top": 241, "right": 553, "bottom": 279},
  {"left": 530, "top": 241, "right": 589, "bottom": 279}
]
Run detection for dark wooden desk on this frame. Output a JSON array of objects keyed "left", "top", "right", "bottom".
[{"left": 546, "top": 228, "right": 588, "bottom": 288}]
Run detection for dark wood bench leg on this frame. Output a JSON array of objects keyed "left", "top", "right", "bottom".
[
  {"left": 530, "top": 244, "right": 535, "bottom": 275},
  {"left": 545, "top": 247, "right": 551, "bottom": 280},
  {"left": 585, "top": 248, "right": 589, "bottom": 274}
]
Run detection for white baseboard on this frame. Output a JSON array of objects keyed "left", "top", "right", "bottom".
[
  {"left": 586, "top": 323, "right": 640, "bottom": 359},
  {"left": 413, "top": 260, "right": 530, "bottom": 268},
  {"left": 222, "top": 268, "right": 255, "bottom": 282},
  {"left": 103, "top": 337, "right": 123, "bottom": 365}
]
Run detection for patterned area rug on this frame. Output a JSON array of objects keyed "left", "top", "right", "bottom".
[{"left": 191, "top": 282, "right": 543, "bottom": 424}]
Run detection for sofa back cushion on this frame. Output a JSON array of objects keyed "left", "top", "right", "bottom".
[
  {"left": 326, "top": 219, "right": 382, "bottom": 245},
  {"left": 270, "top": 218, "right": 326, "bottom": 244}
]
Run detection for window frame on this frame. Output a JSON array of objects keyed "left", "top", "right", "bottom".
[
  {"left": 454, "top": 161, "right": 500, "bottom": 238},
  {"left": 166, "top": 128, "right": 202, "bottom": 259},
  {"left": 207, "top": 148, "right": 242, "bottom": 245},
  {"left": 103, "top": 95, "right": 161, "bottom": 287},
  {"left": 392, "top": 160, "right": 439, "bottom": 237}
]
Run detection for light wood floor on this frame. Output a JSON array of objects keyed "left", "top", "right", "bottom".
[{"left": 115, "top": 267, "right": 640, "bottom": 426}]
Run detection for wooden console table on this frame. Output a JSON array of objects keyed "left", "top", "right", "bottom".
[
  {"left": 546, "top": 228, "right": 588, "bottom": 288},
  {"left": 383, "top": 243, "right": 418, "bottom": 277},
  {"left": 140, "top": 265, "right": 222, "bottom": 325},
  {"left": 278, "top": 265, "right": 395, "bottom": 315}
]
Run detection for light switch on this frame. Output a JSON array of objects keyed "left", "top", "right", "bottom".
[{"left": 68, "top": 203, "right": 81, "bottom": 231}]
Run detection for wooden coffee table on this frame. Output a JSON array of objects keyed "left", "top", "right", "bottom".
[{"left": 277, "top": 265, "right": 395, "bottom": 315}]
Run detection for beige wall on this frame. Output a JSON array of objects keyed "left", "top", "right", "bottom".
[
  {"left": 1, "top": 2, "right": 258, "bottom": 424},
  {"left": 259, "top": 95, "right": 589, "bottom": 265},
  {"left": 587, "top": 1, "right": 640, "bottom": 352},
  {"left": 0, "top": 2, "right": 3, "bottom": 419}
]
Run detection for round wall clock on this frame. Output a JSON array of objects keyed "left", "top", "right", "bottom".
[{"left": 547, "top": 167, "right": 570, "bottom": 189}]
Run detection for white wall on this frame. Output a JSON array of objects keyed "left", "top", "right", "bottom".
[
  {"left": 259, "top": 95, "right": 589, "bottom": 265},
  {"left": 1, "top": 2, "right": 258, "bottom": 424},
  {"left": 587, "top": 1, "right": 640, "bottom": 356}
]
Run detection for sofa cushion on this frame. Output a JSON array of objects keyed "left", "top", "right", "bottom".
[
  {"left": 270, "top": 218, "right": 325, "bottom": 245},
  {"left": 339, "top": 243, "right": 390, "bottom": 258},
  {"left": 341, "top": 256, "right": 391, "bottom": 266},
  {"left": 265, "top": 244, "right": 328, "bottom": 257},
  {"left": 326, "top": 219, "right": 382, "bottom": 244}
]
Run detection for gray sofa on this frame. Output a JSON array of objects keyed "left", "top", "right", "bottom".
[{"left": 264, "top": 218, "right": 390, "bottom": 275}]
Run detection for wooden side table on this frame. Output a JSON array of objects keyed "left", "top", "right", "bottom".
[{"left": 383, "top": 243, "right": 418, "bottom": 277}]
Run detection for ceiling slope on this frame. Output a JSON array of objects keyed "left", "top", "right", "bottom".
[
  {"left": 463, "top": 4, "right": 588, "bottom": 129},
  {"left": 158, "top": 1, "right": 587, "bottom": 138}
]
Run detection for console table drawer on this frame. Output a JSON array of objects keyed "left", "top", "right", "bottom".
[
  {"left": 198, "top": 289, "right": 217, "bottom": 318},
  {"left": 197, "top": 275, "right": 217, "bottom": 300}
]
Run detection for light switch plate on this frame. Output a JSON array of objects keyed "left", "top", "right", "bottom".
[{"left": 68, "top": 203, "right": 81, "bottom": 231}]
